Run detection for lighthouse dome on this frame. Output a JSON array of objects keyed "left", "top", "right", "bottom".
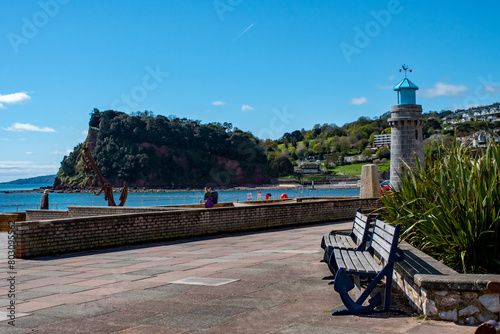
[{"left": 393, "top": 78, "right": 419, "bottom": 105}]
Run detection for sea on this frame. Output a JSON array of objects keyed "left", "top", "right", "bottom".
[{"left": 0, "top": 183, "right": 360, "bottom": 213}]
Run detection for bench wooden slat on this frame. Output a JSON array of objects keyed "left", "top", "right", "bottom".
[
  {"left": 347, "top": 238, "right": 358, "bottom": 249},
  {"left": 348, "top": 250, "right": 366, "bottom": 272},
  {"left": 353, "top": 223, "right": 364, "bottom": 241},
  {"left": 333, "top": 248, "right": 346, "bottom": 269},
  {"left": 374, "top": 221, "right": 396, "bottom": 240},
  {"left": 375, "top": 219, "right": 395, "bottom": 232},
  {"left": 341, "top": 249, "right": 356, "bottom": 271},
  {"left": 355, "top": 252, "right": 375, "bottom": 273},
  {"left": 374, "top": 228, "right": 394, "bottom": 245},
  {"left": 360, "top": 251, "right": 382, "bottom": 273},
  {"left": 337, "top": 235, "right": 356, "bottom": 249},
  {"left": 333, "top": 249, "right": 381, "bottom": 274},
  {"left": 333, "top": 235, "right": 345, "bottom": 249},
  {"left": 357, "top": 211, "right": 369, "bottom": 222},
  {"left": 340, "top": 236, "right": 349, "bottom": 249},
  {"left": 371, "top": 238, "right": 391, "bottom": 262},
  {"left": 372, "top": 233, "right": 392, "bottom": 253},
  {"left": 325, "top": 235, "right": 332, "bottom": 247},
  {"left": 326, "top": 235, "right": 340, "bottom": 248}
]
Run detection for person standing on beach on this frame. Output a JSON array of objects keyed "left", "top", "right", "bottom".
[{"left": 40, "top": 189, "right": 49, "bottom": 210}]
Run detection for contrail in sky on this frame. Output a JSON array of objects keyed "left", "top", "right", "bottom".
[{"left": 235, "top": 23, "right": 255, "bottom": 41}]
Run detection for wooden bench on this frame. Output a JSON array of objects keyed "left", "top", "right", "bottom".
[
  {"left": 328, "top": 218, "right": 405, "bottom": 315},
  {"left": 321, "top": 208, "right": 373, "bottom": 275}
]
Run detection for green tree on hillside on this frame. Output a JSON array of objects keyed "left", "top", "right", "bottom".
[
  {"left": 56, "top": 110, "right": 268, "bottom": 188},
  {"left": 268, "top": 155, "right": 294, "bottom": 177}
]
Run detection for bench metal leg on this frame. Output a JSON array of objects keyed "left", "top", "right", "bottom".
[
  {"left": 332, "top": 269, "right": 381, "bottom": 315},
  {"left": 332, "top": 267, "right": 405, "bottom": 316},
  {"left": 353, "top": 275, "right": 361, "bottom": 299}
]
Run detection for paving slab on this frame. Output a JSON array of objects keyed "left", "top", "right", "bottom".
[
  {"left": 34, "top": 304, "right": 115, "bottom": 319},
  {"left": 139, "top": 304, "right": 249, "bottom": 330},
  {"left": 170, "top": 277, "right": 240, "bottom": 286},
  {"left": 26, "top": 284, "right": 95, "bottom": 294}
]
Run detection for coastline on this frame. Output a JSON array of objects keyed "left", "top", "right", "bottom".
[{"left": 2, "top": 182, "right": 360, "bottom": 194}]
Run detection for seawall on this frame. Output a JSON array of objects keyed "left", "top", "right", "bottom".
[{"left": 14, "top": 197, "right": 381, "bottom": 258}]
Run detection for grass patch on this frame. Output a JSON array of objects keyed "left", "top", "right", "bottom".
[{"left": 333, "top": 161, "right": 390, "bottom": 175}]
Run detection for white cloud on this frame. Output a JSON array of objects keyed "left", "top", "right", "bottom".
[
  {"left": 0, "top": 161, "right": 59, "bottom": 182},
  {"left": 241, "top": 105, "right": 254, "bottom": 111},
  {"left": 26, "top": 152, "right": 33, "bottom": 155},
  {"left": 448, "top": 103, "right": 480, "bottom": 111},
  {"left": 211, "top": 101, "right": 226, "bottom": 106},
  {"left": 420, "top": 82, "right": 468, "bottom": 98},
  {"left": 348, "top": 97, "right": 368, "bottom": 105},
  {"left": 0, "top": 92, "right": 31, "bottom": 108},
  {"left": 4, "top": 123, "right": 56, "bottom": 133},
  {"left": 52, "top": 150, "right": 72, "bottom": 155}
]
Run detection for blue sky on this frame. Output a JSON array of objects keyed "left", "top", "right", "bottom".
[{"left": 1, "top": 0, "right": 500, "bottom": 182}]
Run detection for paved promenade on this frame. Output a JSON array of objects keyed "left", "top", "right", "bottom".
[{"left": 0, "top": 221, "right": 474, "bottom": 333}]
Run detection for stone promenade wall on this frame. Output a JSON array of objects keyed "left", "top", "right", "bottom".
[
  {"left": 25, "top": 203, "right": 239, "bottom": 221},
  {"left": 0, "top": 213, "right": 26, "bottom": 232},
  {"left": 25, "top": 198, "right": 351, "bottom": 221},
  {"left": 394, "top": 242, "right": 500, "bottom": 324},
  {"left": 15, "top": 198, "right": 381, "bottom": 258}
]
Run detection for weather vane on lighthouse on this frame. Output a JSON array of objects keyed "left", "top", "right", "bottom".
[{"left": 399, "top": 64, "right": 412, "bottom": 78}]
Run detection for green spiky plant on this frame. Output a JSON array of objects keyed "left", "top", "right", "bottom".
[{"left": 380, "top": 137, "right": 500, "bottom": 274}]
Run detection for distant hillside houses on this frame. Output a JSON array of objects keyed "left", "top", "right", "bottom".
[
  {"left": 294, "top": 160, "right": 325, "bottom": 174},
  {"left": 459, "top": 130, "right": 500, "bottom": 148},
  {"left": 372, "top": 134, "right": 391, "bottom": 149},
  {"left": 443, "top": 103, "right": 500, "bottom": 124}
]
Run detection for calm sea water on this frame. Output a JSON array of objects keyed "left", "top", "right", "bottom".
[{"left": 0, "top": 183, "right": 360, "bottom": 213}]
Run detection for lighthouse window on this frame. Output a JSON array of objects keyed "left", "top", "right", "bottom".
[{"left": 415, "top": 130, "right": 418, "bottom": 140}]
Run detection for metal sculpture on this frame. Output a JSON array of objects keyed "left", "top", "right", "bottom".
[{"left": 82, "top": 146, "right": 128, "bottom": 206}]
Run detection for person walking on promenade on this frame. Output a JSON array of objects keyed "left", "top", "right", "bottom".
[
  {"left": 204, "top": 187, "right": 213, "bottom": 208},
  {"left": 209, "top": 187, "right": 218, "bottom": 205},
  {"left": 40, "top": 189, "right": 49, "bottom": 210}
]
